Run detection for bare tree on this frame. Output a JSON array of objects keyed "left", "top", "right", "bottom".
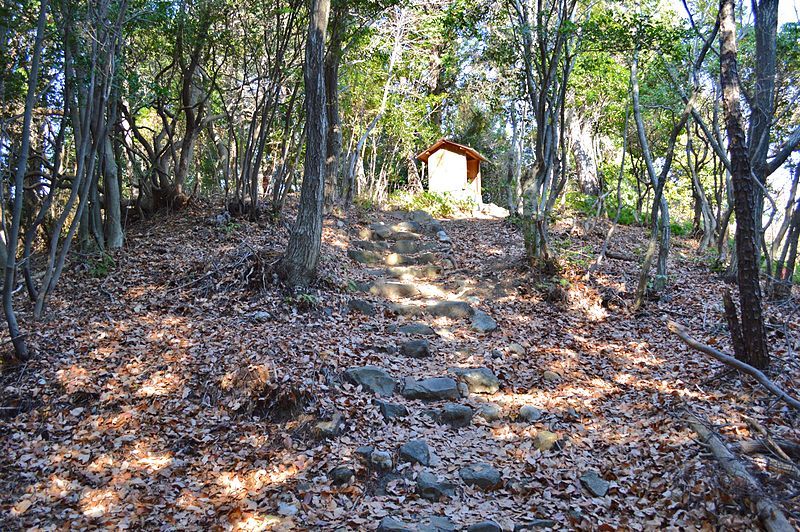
[
  {"left": 507, "top": 0, "right": 580, "bottom": 262},
  {"left": 630, "top": 48, "right": 693, "bottom": 310}
]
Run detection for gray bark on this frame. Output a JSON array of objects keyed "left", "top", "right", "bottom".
[
  {"left": 279, "top": 0, "right": 331, "bottom": 287},
  {"left": 2, "top": 0, "right": 48, "bottom": 359}
]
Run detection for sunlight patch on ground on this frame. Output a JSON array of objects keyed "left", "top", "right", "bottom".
[
  {"left": 46, "top": 474, "right": 78, "bottom": 502},
  {"left": 216, "top": 461, "right": 304, "bottom": 499},
  {"left": 230, "top": 511, "right": 288, "bottom": 531},
  {"left": 137, "top": 371, "right": 182, "bottom": 397},
  {"left": 130, "top": 442, "right": 174, "bottom": 472},
  {"left": 79, "top": 487, "right": 121, "bottom": 518},
  {"left": 176, "top": 489, "right": 205, "bottom": 512},
  {"left": 56, "top": 365, "right": 93, "bottom": 393}
]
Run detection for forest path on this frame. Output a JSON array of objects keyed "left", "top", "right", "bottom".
[
  {"left": 2, "top": 206, "right": 775, "bottom": 530},
  {"left": 332, "top": 210, "right": 706, "bottom": 530}
]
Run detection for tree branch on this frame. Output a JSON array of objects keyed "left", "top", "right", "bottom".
[
  {"left": 685, "top": 410, "right": 795, "bottom": 532},
  {"left": 667, "top": 321, "right": 800, "bottom": 410}
]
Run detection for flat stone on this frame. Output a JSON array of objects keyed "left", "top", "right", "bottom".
[
  {"left": 348, "top": 248, "right": 383, "bottom": 265},
  {"left": 428, "top": 300, "right": 474, "bottom": 318},
  {"left": 369, "top": 223, "right": 393, "bottom": 240},
  {"left": 478, "top": 403, "right": 502, "bottom": 421},
  {"left": 369, "top": 281, "right": 420, "bottom": 298},
  {"left": 417, "top": 471, "right": 455, "bottom": 501},
  {"left": 471, "top": 310, "right": 498, "bottom": 333},
  {"left": 468, "top": 521, "right": 502, "bottom": 532},
  {"left": 352, "top": 239, "right": 389, "bottom": 252},
  {"left": 418, "top": 516, "right": 457, "bottom": 532},
  {"left": 386, "top": 265, "right": 442, "bottom": 280},
  {"left": 376, "top": 399, "right": 409, "bottom": 421},
  {"left": 402, "top": 377, "right": 459, "bottom": 401},
  {"left": 580, "top": 470, "right": 609, "bottom": 497},
  {"left": 345, "top": 366, "right": 396, "bottom": 397},
  {"left": 459, "top": 463, "right": 502, "bottom": 490},
  {"left": 534, "top": 430, "right": 559, "bottom": 451},
  {"left": 436, "top": 230, "right": 452, "bottom": 244},
  {"left": 377, "top": 517, "right": 413, "bottom": 532},
  {"left": 410, "top": 210, "right": 434, "bottom": 223},
  {"left": 513, "top": 519, "right": 558, "bottom": 530},
  {"left": 392, "top": 221, "right": 423, "bottom": 233},
  {"left": 519, "top": 405, "right": 543, "bottom": 422},
  {"left": 398, "top": 322, "right": 437, "bottom": 336},
  {"left": 438, "top": 403, "right": 473, "bottom": 428},
  {"left": 401, "top": 339, "right": 431, "bottom": 358},
  {"left": 392, "top": 240, "right": 435, "bottom": 254},
  {"left": 347, "top": 298, "right": 376, "bottom": 316},
  {"left": 508, "top": 342, "right": 526, "bottom": 355},
  {"left": 370, "top": 449, "right": 393, "bottom": 471},
  {"left": 314, "top": 413, "right": 344, "bottom": 439},
  {"left": 399, "top": 439, "right": 430, "bottom": 466},
  {"left": 450, "top": 367, "right": 500, "bottom": 394},
  {"left": 328, "top": 466, "right": 354, "bottom": 485},
  {"left": 542, "top": 370, "right": 562, "bottom": 382}
]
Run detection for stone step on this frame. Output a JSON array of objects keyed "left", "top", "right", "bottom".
[
  {"left": 365, "top": 281, "right": 420, "bottom": 299},
  {"left": 401, "top": 377, "right": 459, "bottom": 400},
  {"left": 385, "top": 252, "right": 437, "bottom": 266},
  {"left": 348, "top": 248, "right": 438, "bottom": 267},
  {"left": 352, "top": 240, "right": 390, "bottom": 252},
  {"left": 358, "top": 223, "right": 421, "bottom": 242},
  {"left": 427, "top": 300, "right": 474, "bottom": 318},
  {"left": 385, "top": 265, "right": 442, "bottom": 280},
  {"left": 353, "top": 239, "right": 437, "bottom": 255},
  {"left": 347, "top": 248, "right": 384, "bottom": 265}
]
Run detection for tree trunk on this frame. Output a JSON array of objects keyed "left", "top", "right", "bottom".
[
  {"left": 748, "top": 0, "right": 779, "bottom": 258},
  {"left": 771, "top": 182, "right": 800, "bottom": 300},
  {"left": 279, "top": 0, "right": 330, "bottom": 288},
  {"left": 324, "top": 14, "right": 343, "bottom": 208},
  {"left": 2, "top": 0, "right": 47, "bottom": 360},
  {"left": 103, "top": 135, "right": 124, "bottom": 249},
  {"left": 631, "top": 50, "right": 690, "bottom": 307},
  {"left": 719, "top": 0, "right": 770, "bottom": 369}
]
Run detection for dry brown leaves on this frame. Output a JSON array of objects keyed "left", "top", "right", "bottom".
[{"left": 0, "top": 204, "right": 797, "bottom": 530}]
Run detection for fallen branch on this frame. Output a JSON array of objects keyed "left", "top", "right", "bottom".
[
  {"left": 737, "top": 439, "right": 800, "bottom": 461},
  {"left": 751, "top": 453, "right": 800, "bottom": 480},
  {"left": 667, "top": 321, "right": 800, "bottom": 410},
  {"left": 685, "top": 411, "right": 794, "bottom": 532},
  {"left": 744, "top": 416, "right": 794, "bottom": 463},
  {"left": 605, "top": 250, "right": 637, "bottom": 262}
]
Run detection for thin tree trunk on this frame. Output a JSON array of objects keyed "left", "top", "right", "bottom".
[
  {"left": 719, "top": 0, "right": 769, "bottom": 369},
  {"left": 279, "top": 0, "right": 330, "bottom": 287},
  {"left": 2, "top": 0, "right": 48, "bottom": 359}
]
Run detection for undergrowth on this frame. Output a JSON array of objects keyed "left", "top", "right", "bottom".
[{"left": 388, "top": 190, "right": 476, "bottom": 218}]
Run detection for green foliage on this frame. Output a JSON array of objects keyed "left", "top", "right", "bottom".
[
  {"left": 582, "top": 5, "right": 689, "bottom": 57},
  {"left": 88, "top": 254, "right": 116, "bottom": 278},
  {"left": 388, "top": 190, "right": 475, "bottom": 218},
  {"left": 284, "top": 293, "right": 320, "bottom": 310},
  {"left": 219, "top": 221, "right": 241, "bottom": 234},
  {"left": 563, "top": 190, "right": 599, "bottom": 216},
  {"left": 669, "top": 220, "right": 694, "bottom": 237}
]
